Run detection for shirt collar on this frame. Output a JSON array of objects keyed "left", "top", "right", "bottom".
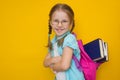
[
  {"left": 52, "top": 31, "right": 70, "bottom": 43},
  {"left": 56, "top": 31, "right": 70, "bottom": 40}
]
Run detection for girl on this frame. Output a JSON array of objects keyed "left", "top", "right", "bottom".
[{"left": 43, "top": 3, "right": 85, "bottom": 80}]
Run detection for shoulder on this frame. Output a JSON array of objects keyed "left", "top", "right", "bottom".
[
  {"left": 63, "top": 33, "right": 78, "bottom": 47},
  {"left": 65, "top": 33, "right": 76, "bottom": 40},
  {"left": 64, "top": 33, "right": 77, "bottom": 42},
  {"left": 63, "top": 33, "right": 80, "bottom": 57}
]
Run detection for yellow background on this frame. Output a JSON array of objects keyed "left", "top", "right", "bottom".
[{"left": 0, "top": 0, "right": 120, "bottom": 80}]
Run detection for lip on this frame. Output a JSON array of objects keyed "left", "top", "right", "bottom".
[{"left": 55, "top": 28, "right": 64, "bottom": 32}]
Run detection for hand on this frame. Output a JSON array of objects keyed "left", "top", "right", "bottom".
[
  {"left": 49, "top": 64, "right": 57, "bottom": 74},
  {"left": 49, "top": 64, "right": 54, "bottom": 70},
  {"left": 52, "top": 56, "right": 62, "bottom": 63}
]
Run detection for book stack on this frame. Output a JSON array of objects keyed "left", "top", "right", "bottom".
[{"left": 83, "top": 38, "right": 108, "bottom": 62}]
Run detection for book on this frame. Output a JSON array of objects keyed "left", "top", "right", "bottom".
[{"left": 83, "top": 38, "right": 108, "bottom": 62}]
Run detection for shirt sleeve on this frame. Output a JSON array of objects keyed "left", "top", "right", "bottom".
[{"left": 62, "top": 34, "right": 80, "bottom": 56}]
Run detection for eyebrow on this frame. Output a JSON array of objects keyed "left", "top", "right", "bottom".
[{"left": 52, "top": 18, "right": 69, "bottom": 21}]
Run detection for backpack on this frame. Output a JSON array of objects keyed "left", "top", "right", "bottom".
[{"left": 72, "top": 39, "right": 102, "bottom": 80}]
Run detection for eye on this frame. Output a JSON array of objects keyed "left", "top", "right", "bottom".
[
  {"left": 62, "top": 20, "right": 68, "bottom": 23},
  {"left": 51, "top": 19, "right": 59, "bottom": 25},
  {"left": 53, "top": 19, "right": 59, "bottom": 22}
]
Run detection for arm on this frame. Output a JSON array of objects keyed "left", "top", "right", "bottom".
[
  {"left": 43, "top": 53, "right": 62, "bottom": 67},
  {"left": 51, "top": 46, "right": 73, "bottom": 72},
  {"left": 43, "top": 53, "right": 53, "bottom": 67}
]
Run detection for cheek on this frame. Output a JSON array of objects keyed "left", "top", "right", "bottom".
[
  {"left": 51, "top": 26, "right": 56, "bottom": 32},
  {"left": 51, "top": 25, "right": 56, "bottom": 30},
  {"left": 65, "top": 25, "right": 71, "bottom": 29}
]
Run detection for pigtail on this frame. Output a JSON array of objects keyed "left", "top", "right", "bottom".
[
  {"left": 48, "top": 21, "right": 52, "bottom": 50},
  {"left": 57, "top": 35, "right": 66, "bottom": 47},
  {"left": 70, "top": 20, "right": 75, "bottom": 32}
]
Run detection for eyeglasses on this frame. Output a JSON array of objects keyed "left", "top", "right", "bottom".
[{"left": 51, "top": 20, "right": 70, "bottom": 26}]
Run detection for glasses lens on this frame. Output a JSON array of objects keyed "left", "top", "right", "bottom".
[{"left": 51, "top": 20, "right": 69, "bottom": 26}]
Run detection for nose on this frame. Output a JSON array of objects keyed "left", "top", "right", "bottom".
[{"left": 57, "top": 22, "right": 62, "bottom": 27}]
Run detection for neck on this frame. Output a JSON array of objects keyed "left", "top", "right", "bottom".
[{"left": 56, "top": 31, "right": 70, "bottom": 40}]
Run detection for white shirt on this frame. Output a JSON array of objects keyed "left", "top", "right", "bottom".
[{"left": 53, "top": 42, "right": 66, "bottom": 80}]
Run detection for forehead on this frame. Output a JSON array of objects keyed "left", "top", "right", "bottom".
[{"left": 51, "top": 10, "right": 69, "bottom": 20}]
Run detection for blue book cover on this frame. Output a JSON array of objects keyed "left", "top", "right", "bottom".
[{"left": 83, "top": 38, "right": 108, "bottom": 62}]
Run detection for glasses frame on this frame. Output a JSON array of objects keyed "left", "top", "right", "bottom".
[{"left": 50, "top": 20, "right": 70, "bottom": 26}]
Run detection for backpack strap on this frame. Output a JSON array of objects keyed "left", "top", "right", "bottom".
[
  {"left": 72, "top": 39, "right": 94, "bottom": 72},
  {"left": 72, "top": 40, "right": 85, "bottom": 72},
  {"left": 77, "top": 40, "right": 93, "bottom": 61},
  {"left": 72, "top": 54, "right": 82, "bottom": 71}
]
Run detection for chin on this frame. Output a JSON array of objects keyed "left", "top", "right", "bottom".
[
  {"left": 56, "top": 34, "right": 63, "bottom": 36},
  {"left": 56, "top": 31, "right": 68, "bottom": 36},
  {"left": 56, "top": 33, "right": 64, "bottom": 36}
]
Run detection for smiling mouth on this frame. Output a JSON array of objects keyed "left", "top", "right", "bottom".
[{"left": 55, "top": 28, "right": 64, "bottom": 32}]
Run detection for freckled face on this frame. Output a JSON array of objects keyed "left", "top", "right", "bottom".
[{"left": 50, "top": 10, "right": 72, "bottom": 36}]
